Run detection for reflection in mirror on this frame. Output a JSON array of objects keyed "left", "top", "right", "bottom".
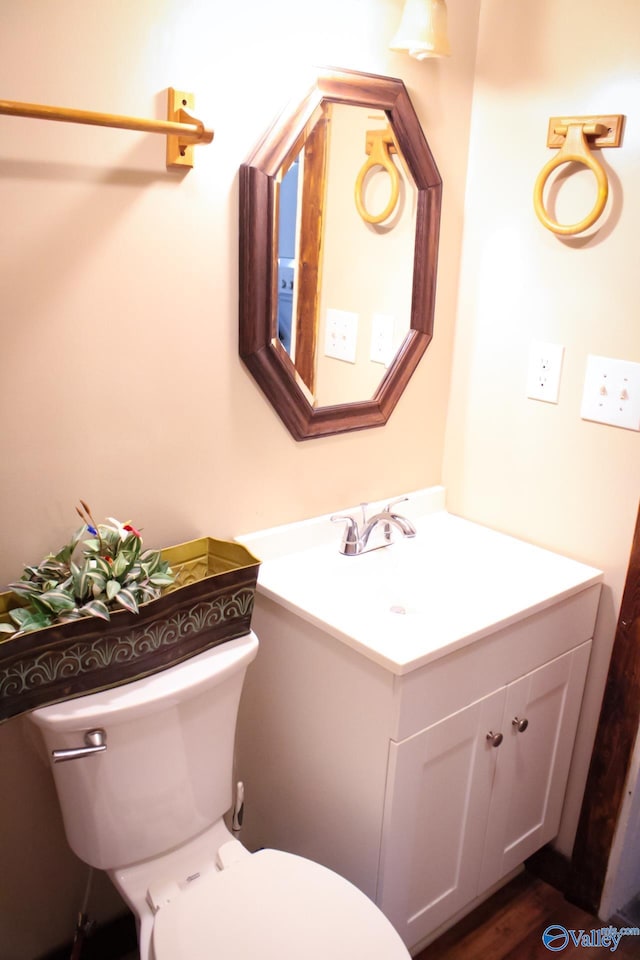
[
  {"left": 240, "top": 68, "right": 442, "bottom": 441},
  {"left": 276, "top": 104, "right": 417, "bottom": 408}
]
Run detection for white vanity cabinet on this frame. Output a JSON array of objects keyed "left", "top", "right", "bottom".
[
  {"left": 235, "top": 498, "right": 603, "bottom": 952},
  {"left": 377, "top": 641, "right": 591, "bottom": 947}
]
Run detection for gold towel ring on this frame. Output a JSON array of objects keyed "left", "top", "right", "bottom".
[
  {"left": 355, "top": 129, "right": 400, "bottom": 226},
  {"left": 533, "top": 121, "right": 609, "bottom": 236}
]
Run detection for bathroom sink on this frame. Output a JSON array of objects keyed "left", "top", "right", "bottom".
[{"left": 237, "top": 487, "right": 602, "bottom": 675}]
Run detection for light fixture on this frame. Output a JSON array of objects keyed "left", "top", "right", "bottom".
[{"left": 389, "top": 0, "right": 451, "bottom": 60}]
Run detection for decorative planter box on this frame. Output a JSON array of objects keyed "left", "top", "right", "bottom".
[{"left": 0, "top": 538, "right": 260, "bottom": 724}]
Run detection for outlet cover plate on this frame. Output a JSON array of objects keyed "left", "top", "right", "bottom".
[
  {"left": 526, "top": 340, "right": 564, "bottom": 403},
  {"left": 580, "top": 354, "right": 640, "bottom": 431},
  {"left": 370, "top": 313, "right": 395, "bottom": 366}
]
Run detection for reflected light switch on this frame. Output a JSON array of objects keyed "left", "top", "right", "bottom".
[{"left": 325, "top": 308, "right": 358, "bottom": 364}]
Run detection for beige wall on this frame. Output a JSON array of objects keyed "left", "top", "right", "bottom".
[
  {"left": 443, "top": 0, "right": 640, "bottom": 903},
  {"left": 6, "top": 1, "right": 637, "bottom": 953},
  {"left": 0, "top": 1, "right": 480, "bottom": 956}
]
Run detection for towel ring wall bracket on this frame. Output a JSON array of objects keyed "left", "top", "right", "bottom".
[
  {"left": 546, "top": 114, "right": 623, "bottom": 149},
  {"left": 533, "top": 114, "right": 624, "bottom": 237}
]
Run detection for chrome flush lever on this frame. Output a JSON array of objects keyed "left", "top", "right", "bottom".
[{"left": 52, "top": 728, "right": 107, "bottom": 763}]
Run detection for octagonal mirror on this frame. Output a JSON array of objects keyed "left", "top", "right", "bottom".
[{"left": 239, "top": 67, "right": 442, "bottom": 441}]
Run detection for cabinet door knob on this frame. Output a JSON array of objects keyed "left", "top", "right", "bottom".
[
  {"left": 512, "top": 717, "right": 529, "bottom": 733},
  {"left": 486, "top": 730, "right": 503, "bottom": 747}
]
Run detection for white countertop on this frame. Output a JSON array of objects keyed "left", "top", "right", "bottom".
[{"left": 238, "top": 488, "right": 602, "bottom": 675}]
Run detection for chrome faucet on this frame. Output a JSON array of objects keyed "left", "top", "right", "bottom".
[{"left": 331, "top": 497, "right": 417, "bottom": 556}]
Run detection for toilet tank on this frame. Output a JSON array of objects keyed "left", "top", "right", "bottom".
[{"left": 29, "top": 632, "right": 258, "bottom": 870}]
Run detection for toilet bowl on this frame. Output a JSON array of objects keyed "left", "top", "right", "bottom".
[
  {"left": 30, "top": 631, "right": 409, "bottom": 959},
  {"left": 150, "top": 844, "right": 408, "bottom": 959}
]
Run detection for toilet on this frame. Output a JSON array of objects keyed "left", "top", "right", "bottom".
[{"left": 29, "top": 631, "right": 409, "bottom": 959}]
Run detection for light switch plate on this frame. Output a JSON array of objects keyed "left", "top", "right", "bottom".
[
  {"left": 580, "top": 354, "right": 640, "bottom": 431},
  {"left": 324, "top": 308, "right": 358, "bottom": 364},
  {"left": 526, "top": 340, "right": 564, "bottom": 403}
]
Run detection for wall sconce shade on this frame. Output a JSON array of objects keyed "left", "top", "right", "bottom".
[{"left": 390, "top": 0, "right": 451, "bottom": 60}]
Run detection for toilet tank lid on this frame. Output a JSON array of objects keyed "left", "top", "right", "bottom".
[
  {"left": 152, "top": 849, "right": 409, "bottom": 960},
  {"left": 30, "top": 631, "right": 258, "bottom": 731}
]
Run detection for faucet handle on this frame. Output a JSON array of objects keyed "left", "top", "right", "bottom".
[
  {"left": 384, "top": 496, "right": 408, "bottom": 513},
  {"left": 383, "top": 496, "right": 416, "bottom": 537},
  {"left": 331, "top": 514, "right": 358, "bottom": 537},
  {"left": 331, "top": 514, "right": 360, "bottom": 555}
]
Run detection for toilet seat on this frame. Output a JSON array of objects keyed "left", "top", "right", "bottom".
[{"left": 152, "top": 848, "right": 409, "bottom": 959}]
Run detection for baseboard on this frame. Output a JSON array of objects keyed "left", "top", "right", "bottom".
[{"left": 38, "top": 911, "right": 137, "bottom": 960}]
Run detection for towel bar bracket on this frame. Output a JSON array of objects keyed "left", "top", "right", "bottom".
[
  {"left": 166, "top": 88, "right": 212, "bottom": 169},
  {"left": 0, "top": 87, "right": 214, "bottom": 171},
  {"left": 547, "top": 114, "right": 624, "bottom": 149}
]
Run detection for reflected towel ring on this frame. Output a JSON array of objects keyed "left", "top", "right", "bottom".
[{"left": 355, "top": 128, "right": 400, "bottom": 225}]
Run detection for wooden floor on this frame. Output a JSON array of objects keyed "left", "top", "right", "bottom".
[
  {"left": 53, "top": 869, "right": 640, "bottom": 960},
  {"left": 416, "top": 871, "right": 640, "bottom": 959}
]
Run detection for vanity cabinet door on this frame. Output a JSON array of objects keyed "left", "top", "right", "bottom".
[
  {"left": 478, "top": 640, "right": 591, "bottom": 892},
  {"left": 377, "top": 641, "right": 592, "bottom": 951},
  {"left": 377, "top": 686, "right": 505, "bottom": 948}
]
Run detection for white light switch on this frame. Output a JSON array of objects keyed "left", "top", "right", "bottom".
[
  {"left": 526, "top": 340, "right": 564, "bottom": 403},
  {"left": 580, "top": 354, "right": 640, "bottom": 431},
  {"left": 324, "top": 308, "right": 358, "bottom": 364}
]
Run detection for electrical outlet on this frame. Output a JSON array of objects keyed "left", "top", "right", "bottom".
[
  {"left": 324, "top": 308, "right": 358, "bottom": 364},
  {"left": 526, "top": 341, "right": 564, "bottom": 403},
  {"left": 370, "top": 313, "right": 395, "bottom": 366},
  {"left": 580, "top": 354, "right": 640, "bottom": 431}
]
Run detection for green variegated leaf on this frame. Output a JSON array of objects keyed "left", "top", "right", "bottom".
[
  {"left": 140, "top": 550, "right": 161, "bottom": 574},
  {"left": 106, "top": 579, "right": 121, "bottom": 601},
  {"left": 85, "top": 574, "right": 107, "bottom": 596},
  {"left": 0, "top": 622, "right": 16, "bottom": 634},
  {"left": 10, "top": 607, "right": 52, "bottom": 630},
  {"left": 111, "top": 553, "right": 130, "bottom": 578},
  {"left": 38, "top": 590, "right": 76, "bottom": 613},
  {"left": 9, "top": 608, "right": 32, "bottom": 627},
  {"left": 114, "top": 588, "right": 139, "bottom": 614},
  {"left": 72, "top": 562, "right": 91, "bottom": 602},
  {"left": 137, "top": 583, "right": 158, "bottom": 601},
  {"left": 86, "top": 556, "right": 112, "bottom": 579},
  {"left": 81, "top": 600, "right": 111, "bottom": 621},
  {"left": 9, "top": 581, "right": 42, "bottom": 599},
  {"left": 58, "top": 610, "right": 82, "bottom": 623},
  {"left": 149, "top": 572, "right": 175, "bottom": 587}
]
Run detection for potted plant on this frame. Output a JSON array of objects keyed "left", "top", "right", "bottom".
[
  {"left": 0, "top": 501, "right": 175, "bottom": 638},
  {"left": 0, "top": 503, "right": 260, "bottom": 723}
]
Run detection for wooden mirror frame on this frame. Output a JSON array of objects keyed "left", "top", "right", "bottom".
[{"left": 239, "top": 67, "right": 442, "bottom": 441}]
